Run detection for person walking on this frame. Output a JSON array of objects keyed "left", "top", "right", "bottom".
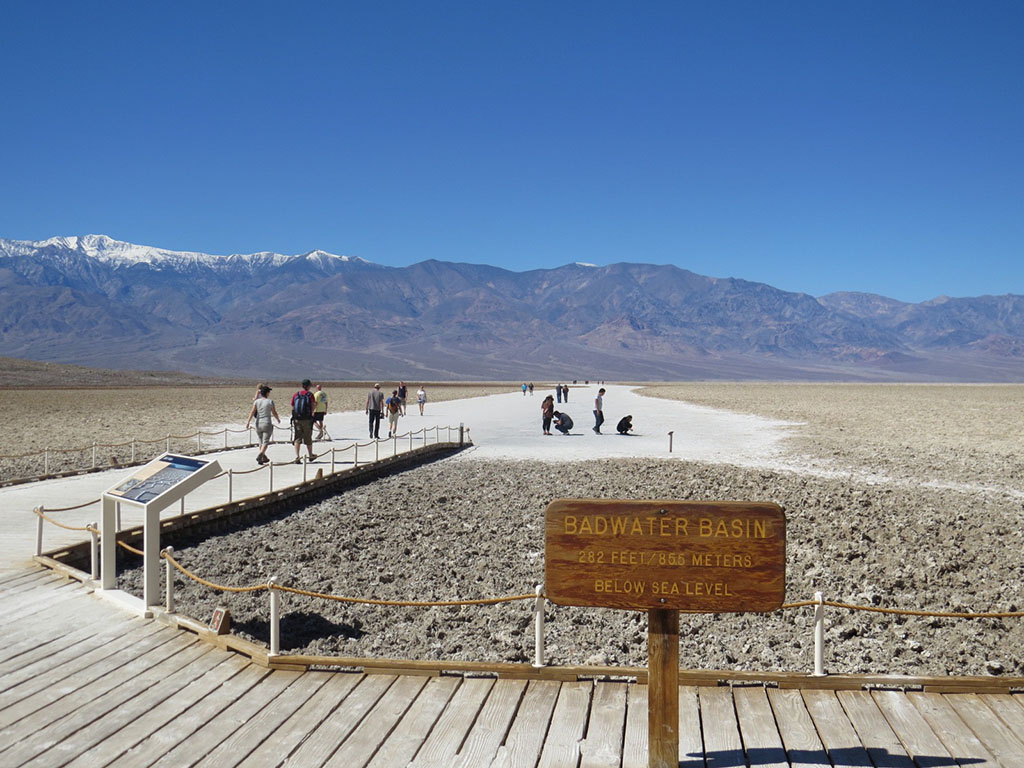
[
  {"left": 593, "top": 387, "right": 606, "bottom": 434},
  {"left": 398, "top": 381, "right": 408, "bottom": 415},
  {"left": 522, "top": 383, "right": 528, "bottom": 396},
  {"left": 562, "top": 384, "right": 569, "bottom": 402},
  {"left": 245, "top": 385, "right": 280, "bottom": 464},
  {"left": 291, "top": 379, "right": 317, "bottom": 463},
  {"left": 556, "top": 384, "right": 562, "bottom": 404},
  {"left": 385, "top": 389, "right": 402, "bottom": 437},
  {"left": 541, "top": 394, "right": 554, "bottom": 435},
  {"left": 417, "top": 386, "right": 427, "bottom": 415},
  {"left": 366, "top": 383, "right": 385, "bottom": 439},
  {"left": 313, "top": 384, "right": 328, "bottom": 440}
]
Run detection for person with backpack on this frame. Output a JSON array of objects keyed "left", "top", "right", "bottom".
[
  {"left": 366, "top": 383, "right": 385, "bottom": 438},
  {"left": 290, "top": 379, "right": 316, "bottom": 463},
  {"left": 385, "top": 389, "right": 402, "bottom": 437}
]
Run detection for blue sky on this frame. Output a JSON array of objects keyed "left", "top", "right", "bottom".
[{"left": 1, "top": 1, "right": 1021, "bottom": 302}]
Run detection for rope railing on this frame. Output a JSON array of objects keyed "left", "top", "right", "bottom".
[{"left": 36, "top": 493, "right": 1024, "bottom": 672}]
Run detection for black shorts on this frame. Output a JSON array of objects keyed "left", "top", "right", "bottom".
[{"left": 313, "top": 412, "right": 325, "bottom": 423}]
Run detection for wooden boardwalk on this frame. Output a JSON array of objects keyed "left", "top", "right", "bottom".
[{"left": 4, "top": 569, "right": 1024, "bottom": 767}]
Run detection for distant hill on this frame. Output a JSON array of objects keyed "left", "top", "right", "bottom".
[{"left": 3, "top": 234, "right": 1024, "bottom": 381}]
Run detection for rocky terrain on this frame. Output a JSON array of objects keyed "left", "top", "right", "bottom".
[{"left": 104, "top": 383, "right": 1024, "bottom": 678}]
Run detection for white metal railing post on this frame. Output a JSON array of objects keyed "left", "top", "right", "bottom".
[
  {"left": 164, "top": 546, "right": 175, "bottom": 612},
  {"left": 409, "top": 431, "right": 413, "bottom": 451},
  {"left": 668, "top": 431, "right": 674, "bottom": 452},
  {"left": 116, "top": 502, "right": 122, "bottom": 532},
  {"left": 303, "top": 459, "right": 308, "bottom": 482},
  {"left": 393, "top": 435, "right": 398, "bottom": 456},
  {"left": 459, "top": 423, "right": 464, "bottom": 446},
  {"left": 533, "top": 584, "right": 546, "bottom": 668},
  {"left": 196, "top": 429, "right": 202, "bottom": 453},
  {"left": 813, "top": 591, "right": 827, "bottom": 676},
  {"left": 269, "top": 461, "right": 274, "bottom": 492},
  {"left": 35, "top": 506, "right": 44, "bottom": 556},
  {"left": 44, "top": 448, "right": 49, "bottom": 475},
  {"left": 331, "top": 448, "right": 336, "bottom": 474},
  {"left": 228, "top": 470, "right": 234, "bottom": 503},
  {"left": 223, "top": 429, "right": 228, "bottom": 450},
  {"left": 180, "top": 497, "right": 185, "bottom": 515},
  {"left": 92, "top": 442, "right": 97, "bottom": 468},
  {"left": 269, "top": 577, "right": 280, "bottom": 656},
  {"left": 131, "top": 438, "right": 136, "bottom": 463},
  {"left": 375, "top": 439, "right": 379, "bottom": 462},
  {"left": 89, "top": 523, "right": 99, "bottom": 580},
  {"left": 354, "top": 444, "right": 359, "bottom": 468}
]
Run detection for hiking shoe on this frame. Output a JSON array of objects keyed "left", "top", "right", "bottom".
[{"left": 294, "top": 458, "right": 301, "bottom": 465}]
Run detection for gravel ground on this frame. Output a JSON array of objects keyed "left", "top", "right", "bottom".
[{"left": 105, "top": 382, "right": 1024, "bottom": 678}]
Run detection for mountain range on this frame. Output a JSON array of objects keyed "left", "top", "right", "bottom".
[{"left": 2, "top": 234, "right": 1023, "bottom": 382}]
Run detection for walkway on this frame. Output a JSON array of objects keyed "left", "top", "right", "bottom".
[{"left": 4, "top": 571, "right": 1024, "bottom": 767}]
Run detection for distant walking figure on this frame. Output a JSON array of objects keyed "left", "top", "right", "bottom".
[
  {"left": 556, "top": 384, "right": 562, "bottom": 404},
  {"left": 313, "top": 384, "right": 328, "bottom": 440},
  {"left": 529, "top": 382, "right": 534, "bottom": 395},
  {"left": 417, "top": 386, "right": 427, "bottom": 415},
  {"left": 552, "top": 411, "right": 573, "bottom": 435},
  {"left": 562, "top": 384, "right": 569, "bottom": 402},
  {"left": 541, "top": 395, "right": 554, "bottom": 435},
  {"left": 522, "top": 383, "right": 528, "bottom": 396},
  {"left": 245, "top": 385, "right": 280, "bottom": 464},
  {"left": 366, "top": 383, "right": 384, "bottom": 439},
  {"left": 593, "top": 388, "right": 606, "bottom": 434},
  {"left": 291, "top": 379, "right": 316, "bottom": 463},
  {"left": 616, "top": 415, "right": 633, "bottom": 435},
  {"left": 386, "top": 389, "right": 402, "bottom": 437},
  {"left": 398, "top": 381, "right": 408, "bottom": 415}
]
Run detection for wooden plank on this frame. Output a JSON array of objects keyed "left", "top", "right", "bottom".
[
  {"left": 284, "top": 674, "right": 396, "bottom": 767},
  {"left": 904, "top": 692, "right": 1000, "bottom": 768},
  {"left": 621, "top": 682, "right": 649, "bottom": 768},
  {"left": 698, "top": 686, "right": 744, "bottom": 767},
  {"left": 980, "top": 693, "right": 1024, "bottom": 739},
  {"left": 677, "top": 686, "right": 704, "bottom": 768},
  {"left": 62, "top": 655, "right": 251, "bottom": 768},
  {"left": 801, "top": 689, "right": 873, "bottom": 767},
  {"left": 366, "top": 676, "right": 461, "bottom": 768},
  {"left": 648, "top": 609, "right": 679, "bottom": 768},
  {"left": 944, "top": 693, "right": 1024, "bottom": 767},
  {"left": 451, "top": 679, "right": 528, "bottom": 768},
  {"left": 146, "top": 669, "right": 305, "bottom": 768},
  {"left": 835, "top": 690, "right": 914, "bottom": 768},
  {"left": 871, "top": 690, "right": 955, "bottom": 764},
  {"left": 0, "top": 612, "right": 146, "bottom": 692},
  {"left": 488, "top": 680, "right": 561, "bottom": 768},
  {"left": 238, "top": 672, "right": 363, "bottom": 768},
  {"left": 409, "top": 677, "right": 495, "bottom": 767},
  {"left": 767, "top": 687, "right": 830, "bottom": 766},
  {"left": 0, "top": 622, "right": 176, "bottom": 730},
  {"left": 580, "top": 682, "right": 628, "bottom": 768},
  {"left": 33, "top": 647, "right": 234, "bottom": 768},
  {"left": 194, "top": 670, "right": 335, "bottom": 768},
  {"left": 0, "top": 635, "right": 209, "bottom": 765},
  {"left": 733, "top": 686, "right": 788, "bottom": 768},
  {"left": 0, "top": 568, "right": 52, "bottom": 588},
  {"left": 537, "top": 681, "right": 593, "bottom": 768},
  {"left": 110, "top": 663, "right": 276, "bottom": 767},
  {"left": 324, "top": 675, "right": 431, "bottom": 768}
]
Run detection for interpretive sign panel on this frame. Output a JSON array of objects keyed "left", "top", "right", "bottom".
[
  {"left": 545, "top": 498, "right": 786, "bottom": 612},
  {"left": 107, "top": 454, "right": 217, "bottom": 507}
]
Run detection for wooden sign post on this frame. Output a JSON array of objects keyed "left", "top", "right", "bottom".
[{"left": 545, "top": 499, "right": 786, "bottom": 768}]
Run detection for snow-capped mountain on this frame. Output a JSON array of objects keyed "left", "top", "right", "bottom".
[{"left": 2, "top": 234, "right": 1024, "bottom": 381}]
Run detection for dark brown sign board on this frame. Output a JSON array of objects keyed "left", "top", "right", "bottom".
[
  {"left": 545, "top": 498, "right": 786, "bottom": 767},
  {"left": 545, "top": 498, "right": 786, "bottom": 612}
]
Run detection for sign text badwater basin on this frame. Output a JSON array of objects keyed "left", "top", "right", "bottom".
[{"left": 545, "top": 499, "right": 786, "bottom": 612}]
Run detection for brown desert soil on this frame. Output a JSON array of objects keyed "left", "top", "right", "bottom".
[{"left": 8, "top": 373, "right": 1024, "bottom": 677}]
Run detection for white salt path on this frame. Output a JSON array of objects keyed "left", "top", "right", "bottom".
[{"left": 0, "top": 385, "right": 798, "bottom": 573}]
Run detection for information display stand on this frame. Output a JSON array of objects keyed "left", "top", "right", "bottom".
[{"left": 100, "top": 454, "right": 221, "bottom": 609}]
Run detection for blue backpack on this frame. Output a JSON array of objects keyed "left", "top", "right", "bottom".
[{"left": 292, "top": 390, "right": 314, "bottom": 420}]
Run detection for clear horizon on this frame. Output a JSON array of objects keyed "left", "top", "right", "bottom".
[{"left": 2, "top": 1, "right": 1021, "bottom": 303}]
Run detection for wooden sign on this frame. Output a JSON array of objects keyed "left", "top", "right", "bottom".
[
  {"left": 209, "top": 607, "right": 231, "bottom": 635},
  {"left": 545, "top": 499, "right": 786, "bottom": 613}
]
